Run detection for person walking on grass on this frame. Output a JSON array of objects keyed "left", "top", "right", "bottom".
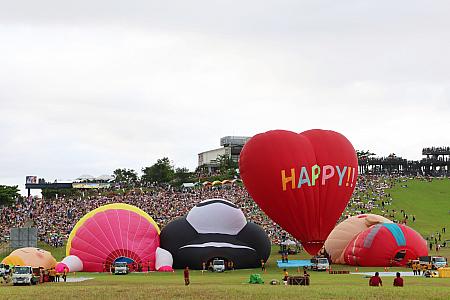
[
  {"left": 184, "top": 267, "right": 190, "bottom": 286},
  {"left": 55, "top": 269, "right": 60, "bottom": 282},
  {"left": 282, "top": 268, "right": 289, "bottom": 285},
  {"left": 62, "top": 267, "right": 68, "bottom": 282}
]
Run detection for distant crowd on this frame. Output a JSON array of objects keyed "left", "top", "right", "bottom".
[
  {"left": 0, "top": 175, "right": 448, "bottom": 249},
  {"left": 0, "top": 183, "right": 291, "bottom": 245}
]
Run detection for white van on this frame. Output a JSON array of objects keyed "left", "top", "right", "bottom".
[
  {"left": 212, "top": 259, "right": 225, "bottom": 272},
  {"left": 113, "top": 262, "right": 129, "bottom": 275}
]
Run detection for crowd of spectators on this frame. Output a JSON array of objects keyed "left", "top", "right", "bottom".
[
  {"left": 0, "top": 175, "right": 447, "bottom": 249},
  {"left": 0, "top": 183, "right": 294, "bottom": 245}
]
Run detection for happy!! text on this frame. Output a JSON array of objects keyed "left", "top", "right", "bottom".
[{"left": 281, "top": 165, "right": 356, "bottom": 191}]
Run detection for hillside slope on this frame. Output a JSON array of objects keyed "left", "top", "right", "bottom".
[{"left": 387, "top": 178, "right": 450, "bottom": 237}]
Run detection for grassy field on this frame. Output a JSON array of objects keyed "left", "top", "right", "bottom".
[
  {"left": 389, "top": 178, "right": 450, "bottom": 237},
  {"left": 1, "top": 178, "right": 449, "bottom": 299},
  {"left": 370, "top": 178, "right": 450, "bottom": 238},
  {"left": 1, "top": 246, "right": 449, "bottom": 300}
]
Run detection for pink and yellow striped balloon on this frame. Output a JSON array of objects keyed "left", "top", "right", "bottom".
[{"left": 66, "top": 203, "right": 160, "bottom": 272}]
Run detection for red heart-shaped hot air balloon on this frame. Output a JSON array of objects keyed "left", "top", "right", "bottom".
[{"left": 239, "top": 129, "right": 358, "bottom": 255}]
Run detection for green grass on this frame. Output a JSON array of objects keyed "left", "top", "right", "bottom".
[
  {"left": 390, "top": 178, "right": 450, "bottom": 237},
  {"left": 1, "top": 179, "right": 450, "bottom": 299},
  {"left": 370, "top": 178, "right": 450, "bottom": 238},
  {"left": 1, "top": 246, "right": 449, "bottom": 299}
]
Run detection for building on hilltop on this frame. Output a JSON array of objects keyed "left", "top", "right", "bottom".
[
  {"left": 421, "top": 147, "right": 450, "bottom": 176},
  {"left": 358, "top": 146, "right": 450, "bottom": 176},
  {"left": 198, "top": 136, "right": 250, "bottom": 174}
]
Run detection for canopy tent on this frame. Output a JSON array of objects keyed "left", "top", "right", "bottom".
[
  {"left": 96, "top": 174, "right": 114, "bottom": 182},
  {"left": 280, "top": 240, "right": 297, "bottom": 246},
  {"left": 75, "top": 174, "right": 95, "bottom": 182},
  {"left": 181, "top": 183, "right": 195, "bottom": 188}
]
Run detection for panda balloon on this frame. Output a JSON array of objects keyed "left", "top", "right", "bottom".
[{"left": 160, "top": 199, "right": 271, "bottom": 269}]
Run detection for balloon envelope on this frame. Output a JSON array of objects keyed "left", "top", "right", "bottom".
[
  {"left": 343, "top": 223, "right": 428, "bottom": 267},
  {"left": 1, "top": 247, "right": 56, "bottom": 269},
  {"left": 325, "top": 214, "right": 392, "bottom": 263},
  {"left": 239, "top": 129, "right": 358, "bottom": 255},
  {"left": 66, "top": 203, "right": 160, "bottom": 272},
  {"left": 160, "top": 199, "right": 271, "bottom": 269}
]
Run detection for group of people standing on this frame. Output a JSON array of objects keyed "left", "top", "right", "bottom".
[
  {"left": 411, "top": 261, "right": 432, "bottom": 276},
  {"left": 46, "top": 267, "right": 68, "bottom": 283}
]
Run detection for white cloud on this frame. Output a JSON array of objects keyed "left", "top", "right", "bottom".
[{"left": 0, "top": 1, "right": 449, "bottom": 194}]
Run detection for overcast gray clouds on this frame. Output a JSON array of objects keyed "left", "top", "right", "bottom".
[{"left": 1, "top": 1, "right": 449, "bottom": 194}]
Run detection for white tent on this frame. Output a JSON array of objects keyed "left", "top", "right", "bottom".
[
  {"left": 280, "top": 239, "right": 296, "bottom": 246},
  {"left": 181, "top": 183, "right": 195, "bottom": 188},
  {"left": 75, "top": 174, "right": 95, "bottom": 182},
  {"left": 96, "top": 174, "right": 114, "bottom": 181}
]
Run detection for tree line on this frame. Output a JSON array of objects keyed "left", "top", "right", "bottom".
[
  {"left": 113, "top": 155, "right": 238, "bottom": 188},
  {"left": 0, "top": 185, "right": 20, "bottom": 206}
]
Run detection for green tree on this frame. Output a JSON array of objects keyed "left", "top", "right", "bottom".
[
  {"left": 173, "top": 167, "right": 193, "bottom": 185},
  {"left": 217, "top": 154, "right": 238, "bottom": 175},
  {"left": 0, "top": 185, "right": 20, "bottom": 206},
  {"left": 356, "top": 150, "right": 376, "bottom": 160},
  {"left": 113, "top": 168, "right": 139, "bottom": 188},
  {"left": 41, "top": 188, "right": 81, "bottom": 199},
  {"left": 142, "top": 157, "right": 175, "bottom": 185}
]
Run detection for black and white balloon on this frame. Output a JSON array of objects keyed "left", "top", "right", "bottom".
[{"left": 160, "top": 199, "right": 271, "bottom": 269}]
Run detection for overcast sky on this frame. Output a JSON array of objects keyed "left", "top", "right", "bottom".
[{"left": 1, "top": 1, "right": 449, "bottom": 194}]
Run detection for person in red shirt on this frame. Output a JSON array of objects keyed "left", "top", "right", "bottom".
[
  {"left": 184, "top": 267, "right": 190, "bottom": 286},
  {"left": 369, "top": 272, "right": 383, "bottom": 286},
  {"left": 393, "top": 272, "right": 404, "bottom": 287}
]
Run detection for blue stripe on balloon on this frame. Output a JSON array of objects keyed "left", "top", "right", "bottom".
[{"left": 383, "top": 223, "right": 406, "bottom": 246}]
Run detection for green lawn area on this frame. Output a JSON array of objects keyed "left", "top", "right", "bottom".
[
  {"left": 1, "top": 245, "right": 449, "bottom": 299},
  {"left": 370, "top": 178, "right": 450, "bottom": 239},
  {"left": 389, "top": 178, "right": 450, "bottom": 237}
]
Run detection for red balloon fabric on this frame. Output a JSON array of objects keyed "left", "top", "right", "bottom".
[
  {"left": 239, "top": 129, "right": 358, "bottom": 255},
  {"left": 343, "top": 223, "right": 428, "bottom": 267}
]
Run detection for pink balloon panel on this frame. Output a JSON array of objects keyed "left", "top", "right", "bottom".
[{"left": 69, "top": 209, "right": 159, "bottom": 272}]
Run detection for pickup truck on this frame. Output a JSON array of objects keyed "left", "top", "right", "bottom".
[
  {"left": 419, "top": 256, "right": 448, "bottom": 270},
  {"left": 12, "top": 266, "right": 40, "bottom": 285},
  {"left": 310, "top": 257, "right": 330, "bottom": 271}
]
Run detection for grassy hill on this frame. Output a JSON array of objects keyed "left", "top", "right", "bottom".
[{"left": 371, "top": 178, "right": 450, "bottom": 239}]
